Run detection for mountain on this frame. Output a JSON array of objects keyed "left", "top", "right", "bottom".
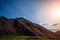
[
  {"left": 55, "top": 31, "right": 60, "bottom": 36},
  {"left": 0, "top": 16, "right": 60, "bottom": 37},
  {"left": 50, "top": 29, "right": 60, "bottom": 32}
]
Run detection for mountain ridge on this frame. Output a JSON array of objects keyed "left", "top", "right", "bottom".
[{"left": 0, "top": 16, "right": 60, "bottom": 37}]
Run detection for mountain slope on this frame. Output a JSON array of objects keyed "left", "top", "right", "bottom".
[
  {"left": 0, "top": 17, "right": 16, "bottom": 35},
  {"left": 0, "top": 16, "right": 60, "bottom": 37}
]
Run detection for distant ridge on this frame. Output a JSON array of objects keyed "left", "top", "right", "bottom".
[{"left": 0, "top": 16, "right": 60, "bottom": 37}]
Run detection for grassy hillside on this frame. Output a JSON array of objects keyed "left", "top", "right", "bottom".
[{"left": 0, "top": 35, "right": 60, "bottom": 40}]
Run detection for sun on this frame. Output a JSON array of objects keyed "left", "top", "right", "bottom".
[{"left": 55, "top": 8, "right": 60, "bottom": 17}]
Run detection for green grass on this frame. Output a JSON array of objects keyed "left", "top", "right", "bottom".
[{"left": 0, "top": 35, "right": 60, "bottom": 40}]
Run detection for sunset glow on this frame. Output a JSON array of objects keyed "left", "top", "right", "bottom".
[{"left": 55, "top": 8, "right": 60, "bottom": 17}]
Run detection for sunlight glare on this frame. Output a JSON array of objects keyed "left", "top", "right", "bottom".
[{"left": 55, "top": 8, "right": 60, "bottom": 17}]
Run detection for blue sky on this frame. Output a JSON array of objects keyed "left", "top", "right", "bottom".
[{"left": 0, "top": 0, "right": 34, "bottom": 18}]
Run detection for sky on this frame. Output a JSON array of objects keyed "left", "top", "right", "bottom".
[{"left": 0, "top": 0, "right": 60, "bottom": 31}]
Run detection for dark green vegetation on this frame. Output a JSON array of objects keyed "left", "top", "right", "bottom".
[{"left": 0, "top": 35, "right": 60, "bottom": 40}]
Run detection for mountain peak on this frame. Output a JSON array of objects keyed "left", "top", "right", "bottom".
[{"left": 0, "top": 16, "right": 7, "bottom": 19}]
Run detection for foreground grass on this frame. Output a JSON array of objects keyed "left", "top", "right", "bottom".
[{"left": 0, "top": 35, "right": 60, "bottom": 40}]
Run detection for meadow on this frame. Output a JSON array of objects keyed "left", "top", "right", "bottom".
[{"left": 0, "top": 35, "right": 60, "bottom": 40}]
